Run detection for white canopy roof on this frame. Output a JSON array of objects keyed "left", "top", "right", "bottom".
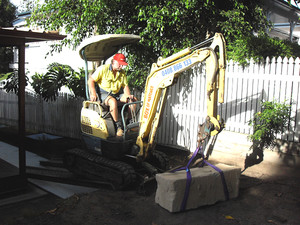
[{"left": 78, "top": 34, "right": 141, "bottom": 61}]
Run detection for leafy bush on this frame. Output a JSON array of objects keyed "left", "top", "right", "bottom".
[
  {"left": 1, "top": 71, "right": 29, "bottom": 94},
  {"left": 67, "top": 67, "right": 86, "bottom": 99},
  {"left": 248, "top": 100, "right": 291, "bottom": 150},
  {"left": 0, "top": 47, "right": 14, "bottom": 74},
  {"left": 31, "top": 63, "right": 86, "bottom": 101},
  {"left": 227, "top": 35, "right": 300, "bottom": 66}
]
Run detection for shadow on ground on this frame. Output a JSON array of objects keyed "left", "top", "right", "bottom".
[{"left": 0, "top": 126, "right": 300, "bottom": 225}]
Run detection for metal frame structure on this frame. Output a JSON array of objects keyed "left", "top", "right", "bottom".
[{"left": 0, "top": 27, "right": 66, "bottom": 196}]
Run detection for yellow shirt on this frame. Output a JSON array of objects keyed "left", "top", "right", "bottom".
[{"left": 91, "top": 64, "right": 128, "bottom": 94}]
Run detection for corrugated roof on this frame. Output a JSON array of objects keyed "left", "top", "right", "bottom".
[{"left": 0, "top": 27, "right": 66, "bottom": 46}]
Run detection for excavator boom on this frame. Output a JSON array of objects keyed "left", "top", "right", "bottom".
[{"left": 136, "top": 33, "right": 226, "bottom": 160}]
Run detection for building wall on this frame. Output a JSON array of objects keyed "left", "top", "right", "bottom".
[{"left": 9, "top": 39, "right": 85, "bottom": 93}]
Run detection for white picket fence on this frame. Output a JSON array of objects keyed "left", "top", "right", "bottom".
[
  {"left": 156, "top": 56, "right": 300, "bottom": 151},
  {"left": 0, "top": 56, "right": 299, "bottom": 151},
  {"left": 0, "top": 91, "right": 83, "bottom": 138}
]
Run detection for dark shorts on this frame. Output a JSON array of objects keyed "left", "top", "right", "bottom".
[{"left": 99, "top": 88, "right": 122, "bottom": 103}]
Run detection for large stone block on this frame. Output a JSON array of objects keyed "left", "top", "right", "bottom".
[{"left": 155, "top": 163, "right": 241, "bottom": 212}]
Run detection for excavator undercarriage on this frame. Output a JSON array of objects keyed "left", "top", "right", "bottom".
[{"left": 62, "top": 148, "right": 169, "bottom": 190}]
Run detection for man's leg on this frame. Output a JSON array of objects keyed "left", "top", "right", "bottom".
[
  {"left": 105, "top": 96, "right": 118, "bottom": 121},
  {"left": 120, "top": 95, "right": 138, "bottom": 112},
  {"left": 105, "top": 96, "right": 123, "bottom": 136}
]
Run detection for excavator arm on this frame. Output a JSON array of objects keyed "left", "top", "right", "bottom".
[{"left": 136, "top": 33, "right": 226, "bottom": 161}]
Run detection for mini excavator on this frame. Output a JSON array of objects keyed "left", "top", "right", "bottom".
[{"left": 63, "top": 33, "right": 226, "bottom": 189}]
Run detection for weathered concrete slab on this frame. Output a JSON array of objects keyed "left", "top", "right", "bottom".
[
  {"left": 155, "top": 163, "right": 241, "bottom": 213},
  {"left": 0, "top": 141, "right": 98, "bottom": 199}
]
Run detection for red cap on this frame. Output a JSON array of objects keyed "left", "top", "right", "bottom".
[{"left": 113, "top": 53, "right": 128, "bottom": 65}]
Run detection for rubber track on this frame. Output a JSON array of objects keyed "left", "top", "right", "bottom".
[
  {"left": 64, "top": 148, "right": 136, "bottom": 189},
  {"left": 147, "top": 150, "right": 170, "bottom": 172}
]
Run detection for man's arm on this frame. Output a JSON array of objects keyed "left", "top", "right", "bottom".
[
  {"left": 88, "top": 76, "right": 97, "bottom": 101},
  {"left": 121, "top": 85, "right": 136, "bottom": 102},
  {"left": 123, "top": 85, "right": 131, "bottom": 96},
  {"left": 124, "top": 85, "right": 134, "bottom": 99}
]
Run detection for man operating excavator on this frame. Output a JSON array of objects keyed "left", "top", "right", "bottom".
[
  {"left": 63, "top": 33, "right": 226, "bottom": 189},
  {"left": 88, "top": 53, "right": 137, "bottom": 136}
]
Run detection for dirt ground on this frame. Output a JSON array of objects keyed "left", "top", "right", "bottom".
[{"left": 0, "top": 127, "right": 300, "bottom": 225}]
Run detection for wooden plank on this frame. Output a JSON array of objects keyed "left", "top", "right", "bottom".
[
  {"left": 268, "top": 57, "right": 277, "bottom": 101},
  {"left": 245, "top": 75, "right": 253, "bottom": 135},
  {"left": 293, "top": 57, "right": 300, "bottom": 142},
  {"left": 283, "top": 57, "right": 292, "bottom": 141},
  {"left": 226, "top": 62, "right": 237, "bottom": 132},
  {"left": 274, "top": 57, "right": 283, "bottom": 102},
  {"left": 235, "top": 62, "right": 243, "bottom": 133},
  {"left": 285, "top": 57, "right": 295, "bottom": 141},
  {"left": 18, "top": 42, "right": 26, "bottom": 177}
]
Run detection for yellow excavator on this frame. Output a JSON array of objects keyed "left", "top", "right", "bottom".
[{"left": 63, "top": 33, "right": 226, "bottom": 189}]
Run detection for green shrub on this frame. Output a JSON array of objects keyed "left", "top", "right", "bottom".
[
  {"left": 248, "top": 100, "right": 291, "bottom": 150},
  {"left": 227, "top": 35, "right": 300, "bottom": 66},
  {"left": 31, "top": 63, "right": 86, "bottom": 101}
]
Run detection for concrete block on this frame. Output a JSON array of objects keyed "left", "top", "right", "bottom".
[{"left": 155, "top": 163, "right": 241, "bottom": 212}]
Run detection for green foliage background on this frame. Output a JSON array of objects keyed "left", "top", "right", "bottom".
[
  {"left": 0, "top": 0, "right": 17, "bottom": 75},
  {"left": 31, "top": 63, "right": 86, "bottom": 101},
  {"left": 30, "top": 0, "right": 294, "bottom": 89},
  {"left": 248, "top": 100, "right": 291, "bottom": 150},
  {"left": 0, "top": 0, "right": 295, "bottom": 100}
]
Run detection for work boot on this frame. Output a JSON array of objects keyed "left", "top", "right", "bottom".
[
  {"left": 116, "top": 127, "right": 124, "bottom": 136},
  {"left": 115, "top": 121, "right": 123, "bottom": 137}
]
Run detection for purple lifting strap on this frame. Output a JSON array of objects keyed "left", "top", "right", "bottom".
[
  {"left": 171, "top": 146, "right": 229, "bottom": 211},
  {"left": 200, "top": 159, "right": 229, "bottom": 201},
  {"left": 171, "top": 147, "right": 201, "bottom": 211}
]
